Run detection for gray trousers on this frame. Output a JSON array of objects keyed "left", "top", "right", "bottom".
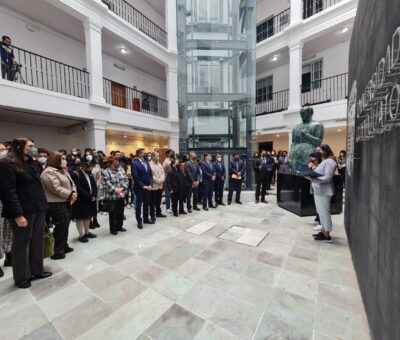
[
  {"left": 10, "top": 213, "right": 45, "bottom": 283},
  {"left": 314, "top": 195, "right": 333, "bottom": 232}
]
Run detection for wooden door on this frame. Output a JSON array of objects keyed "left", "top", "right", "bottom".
[{"left": 111, "top": 82, "right": 127, "bottom": 108}]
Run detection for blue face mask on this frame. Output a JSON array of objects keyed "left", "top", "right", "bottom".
[{"left": 27, "top": 147, "right": 38, "bottom": 159}]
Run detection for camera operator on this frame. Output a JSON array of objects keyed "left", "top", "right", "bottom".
[{"left": 1, "top": 35, "right": 14, "bottom": 81}]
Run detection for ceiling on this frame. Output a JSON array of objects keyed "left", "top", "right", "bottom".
[{"left": 0, "top": 107, "right": 85, "bottom": 127}]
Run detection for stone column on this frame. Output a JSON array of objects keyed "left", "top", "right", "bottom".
[
  {"left": 290, "top": 0, "right": 303, "bottom": 25},
  {"left": 288, "top": 41, "right": 304, "bottom": 111},
  {"left": 84, "top": 19, "right": 105, "bottom": 105},
  {"left": 85, "top": 120, "right": 107, "bottom": 151},
  {"left": 165, "top": 64, "right": 179, "bottom": 123},
  {"left": 288, "top": 130, "right": 293, "bottom": 152},
  {"left": 165, "top": 0, "right": 178, "bottom": 53}
]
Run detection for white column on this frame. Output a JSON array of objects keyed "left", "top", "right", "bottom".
[
  {"left": 84, "top": 19, "right": 105, "bottom": 104},
  {"left": 165, "top": 64, "right": 179, "bottom": 123},
  {"left": 85, "top": 120, "right": 107, "bottom": 151},
  {"left": 290, "top": 0, "right": 303, "bottom": 25},
  {"left": 165, "top": 0, "right": 177, "bottom": 52},
  {"left": 288, "top": 41, "right": 303, "bottom": 111},
  {"left": 288, "top": 130, "right": 293, "bottom": 152},
  {"left": 169, "top": 126, "right": 180, "bottom": 152}
]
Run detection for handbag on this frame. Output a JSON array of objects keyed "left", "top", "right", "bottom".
[{"left": 44, "top": 226, "right": 55, "bottom": 258}]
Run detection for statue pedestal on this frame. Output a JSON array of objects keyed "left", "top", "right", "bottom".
[{"left": 277, "top": 173, "right": 344, "bottom": 217}]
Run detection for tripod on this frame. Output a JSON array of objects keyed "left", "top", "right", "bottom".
[{"left": 12, "top": 63, "right": 26, "bottom": 84}]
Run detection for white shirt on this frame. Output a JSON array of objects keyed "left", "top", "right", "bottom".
[{"left": 83, "top": 171, "right": 92, "bottom": 193}]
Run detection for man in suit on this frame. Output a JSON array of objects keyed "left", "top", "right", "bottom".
[
  {"left": 213, "top": 153, "right": 226, "bottom": 206},
  {"left": 228, "top": 152, "right": 245, "bottom": 205},
  {"left": 254, "top": 150, "right": 270, "bottom": 204},
  {"left": 131, "top": 148, "right": 153, "bottom": 229},
  {"left": 185, "top": 152, "right": 200, "bottom": 211},
  {"left": 200, "top": 153, "right": 216, "bottom": 211}
]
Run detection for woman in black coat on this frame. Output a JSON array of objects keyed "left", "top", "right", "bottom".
[
  {"left": 70, "top": 160, "right": 98, "bottom": 243},
  {"left": 0, "top": 137, "right": 52, "bottom": 288},
  {"left": 166, "top": 159, "right": 185, "bottom": 217}
]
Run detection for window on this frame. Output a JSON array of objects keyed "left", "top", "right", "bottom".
[
  {"left": 303, "top": 0, "right": 323, "bottom": 19},
  {"left": 142, "top": 92, "right": 158, "bottom": 113},
  {"left": 197, "top": 0, "right": 220, "bottom": 23},
  {"left": 198, "top": 62, "right": 221, "bottom": 93},
  {"left": 257, "top": 16, "right": 274, "bottom": 43},
  {"left": 302, "top": 59, "right": 323, "bottom": 93},
  {"left": 256, "top": 76, "right": 273, "bottom": 103}
]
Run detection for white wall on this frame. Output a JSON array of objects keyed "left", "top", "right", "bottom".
[
  {"left": 257, "top": 63, "right": 290, "bottom": 92},
  {"left": 256, "top": 0, "right": 291, "bottom": 24},
  {"left": 127, "top": 0, "right": 165, "bottom": 29}
]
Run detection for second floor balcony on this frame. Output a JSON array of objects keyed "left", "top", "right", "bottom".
[{"left": 257, "top": 8, "right": 290, "bottom": 43}]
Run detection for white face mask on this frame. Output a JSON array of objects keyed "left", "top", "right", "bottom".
[
  {"left": 38, "top": 157, "right": 47, "bottom": 165},
  {"left": 61, "top": 160, "right": 67, "bottom": 168},
  {"left": 0, "top": 150, "right": 7, "bottom": 159},
  {"left": 217, "top": 157, "right": 222, "bottom": 162},
  {"left": 86, "top": 155, "right": 93, "bottom": 162},
  {"left": 72, "top": 151, "right": 77, "bottom": 156}
]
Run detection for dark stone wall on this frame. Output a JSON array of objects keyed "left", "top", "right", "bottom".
[{"left": 346, "top": 1, "right": 400, "bottom": 339}]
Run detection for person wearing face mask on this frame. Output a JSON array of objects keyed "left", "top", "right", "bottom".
[
  {"left": 200, "top": 153, "right": 216, "bottom": 211},
  {"left": 89, "top": 151, "right": 102, "bottom": 230},
  {"left": 166, "top": 159, "right": 183, "bottom": 217},
  {"left": 149, "top": 151, "right": 167, "bottom": 221},
  {"left": 35, "top": 148, "right": 49, "bottom": 174},
  {"left": 185, "top": 152, "right": 200, "bottom": 211},
  {"left": 228, "top": 153, "right": 245, "bottom": 205},
  {"left": 41, "top": 152, "right": 77, "bottom": 259},
  {"left": 0, "top": 137, "right": 52, "bottom": 288},
  {"left": 213, "top": 153, "right": 226, "bottom": 206},
  {"left": 254, "top": 150, "right": 269, "bottom": 204},
  {"left": 70, "top": 160, "right": 98, "bottom": 243},
  {"left": 163, "top": 149, "right": 174, "bottom": 213},
  {"left": 132, "top": 148, "right": 154, "bottom": 229},
  {"left": 103, "top": 156, "right": 129, "bottom": 234},
  {"left": 337, "top": 150, "right": 346, "bottom": 189},
  {"left": 66, "top": 148, "right": 78, "bottom": 168}
]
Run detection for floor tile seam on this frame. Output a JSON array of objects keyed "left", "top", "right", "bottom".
[
  {"left": 274, "top": 229, "right": 298, "bottom": 284},
  {"left": 312, "top": 236, "right": 323, "bottom": 340}
]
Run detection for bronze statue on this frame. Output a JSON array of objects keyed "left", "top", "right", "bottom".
[{"left": 288, "top": 106, "right": 324, "bottom": 174}]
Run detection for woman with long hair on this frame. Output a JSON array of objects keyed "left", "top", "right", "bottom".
[
  {"left": 305, "top": 144, "right": 337, "bottom": 243},
  {"left": 0, "top": 137, "right": 52, "bottom": 288},
  {"left": 41, "top": 152, "right": 77, "bottom": 260}
]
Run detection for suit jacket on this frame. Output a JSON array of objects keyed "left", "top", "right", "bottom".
[
  {"left": 200, "top": 161, "right": 216, "bottom": 183},
  {"left": 71, "top": 169, "right": 97, "bottom": 219},
  {"left": 0, "top": 159, "right": 48, "bottom": 218},
  {"left": 254, "top": 157, "right": 273, "bottom": 178},
  {"left": 229, "top": 159, "right": 245, "bottom": 178},
  {"left": 166, "top": 169, "right": 181, "bottom": 194},
  {"left": 213, "top": 161, "right": 226, "bottom": 179},
  {"left": 185, "top": 160, "right": 200, "bottom": 183},
  {"left": 131, "top": 159, "right": 153, "bottom": 191}
]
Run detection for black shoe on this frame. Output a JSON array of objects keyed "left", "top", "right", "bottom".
[
  {"left": 173, "top": 212, "right": 178, "bottom": 217},
  {"left": 78, "top": 236, "right": 89, "bottom": 243},
  {"left": 93, "top": 218, "right": 101, "bottom": 228},
  {"left": 312, "top": 232, "right": 323, "bottom": 238},
  {"left": 219, "top": 202, "right": 226, "bottom": 206},
  {"left": 15, "top": 280, "right": 31, "bottom": 289},
  {"left": 188, "top": 209, "right": 192, "bottom": 213},
  {"left": 314, "top": 233, "right": 333, "bottom": 243},
  {"left": 143, "top": 220, "right": 155, "bottom": 224},
  {"left": 85, "top": 232, "right": 97, "bottom": 239},
  {"left": 255, "top": 200, "right": 259, "bottom": 204},
  {"left": 0, "top": 267, "right": 3, "bottom": 278},
  {"left": 137, "top": 223, "right": 143, "bottom": 229},
  {"left": 193, "top": 207, "right": 200, "bottom": 211},
  {"left": 117, "top": 227, "right": 127, "bottom": 232},
  {"left": 236, "top": 201, "right": 242, "bottom": 204},
  {"left": 203, "top": 207, "right": 209, "bottom": 211},
  {"left": 209, "top": 205, "right": 216, "bottom": 209},
  {"left": 151, "top": 218, "right": 156, "bottom": 223},
  {"left": 156, "top": 214, "right": 167, "bottom": 218},
  {"left": 228, "top": 202, "right": 232, "bottom": 205},
  {"left": 4, "top": 253, "right": 11, "bottom": 267},
  {"left": 179, "top": 211, "right": 187, "bottom": 214},
  {"left": 261, "top": 200, "right": 268, "bottom": 204},
  {"left": 89, "top": 220, "right": 95, "bottom": 229},
  {"left": 30, "top": 272, "right": 52, "bottom": 281},
  {"left": 110, "top": 230, "right": 118, "bottom": 235},
  {"left": 51, "top": 254, "right": 65, "bottom": 260},
  {"left": 64, "top": 245, "right": 74, "bottom": 254},
  {"left": 123, "top": 214, "right": 127, "bottom": 221}
]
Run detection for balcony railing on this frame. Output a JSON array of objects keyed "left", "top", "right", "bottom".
[
  {"left": 257, "top": 8, "right": 290, "bottom": 43},
  {"left": 105, "top": 0, "right": 167, "bottom": 47},
  {"left": 301, "top": 73, "right": 348, "bottom": 106},
  {"left": 256, "top": 89, "right": 289, "bottom": 116},
  {"left": 303, "top": 0, "right": 344, "bottom": 19},
  {"left": 0, "top": 43, "right": 89, "bottom": 98},
  {"left": 103, "top": 78, "right": 168, "bottom": 118}
]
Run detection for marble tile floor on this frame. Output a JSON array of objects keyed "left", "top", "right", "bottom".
[{"left": 0, "top": 192, "right": 370, "bottom": 340}]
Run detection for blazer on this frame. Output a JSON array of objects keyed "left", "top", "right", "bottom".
[
  {"left": 185, "top": 160, "right": 200, "bottom": 183},
  {"left": 41, "top": 166, "right": 76, "bottom": 203},
  {"left": 131, "top": 159, "right": 153, "bottom": 191},
  {"left": 312, "top": 159, "right": 337, "bottom": 196},
  {"left": 149, "top": 161, "right": 165, "bottom": 191},
  {"left": 0, "top": 159, "right": 48, "bottom": 218},
  {"left": 200, "top": 161, "right": 216, "bottom": 182},
  {"left": 71, "top": 169, "right": 97, "bottom": 219},
  {"left": 166, "top": 169, "right": 182, "bottom": 194},
  {"left": 229, "top": 159, "right": 245, "bottom": 177},
  {"left": 213, "top": 161, "right": 226, "bottom": 179}
]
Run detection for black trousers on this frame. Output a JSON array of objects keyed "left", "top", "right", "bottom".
[
  {"left": 228, "top": 179, "right": 242, "bottom": 203},
  {"left": 171, "top": 192, "right": 184, "bottom": 214},
  {"left": 1, "top": 64, "right": 13, "bottom": 81},
  {"left": 192, "top": 186, "right": 199, "bottom": 207},
  {"left": 214, "top": 177, "right": 224, "bottom": 204},
  {"left": 135, "top": 189, "right": 150, "bottom": 223},
  {"left": 108, "top": 198, "right": 125, "bottom": 232},
  {"left": 48, "top": 202, "right": 72, "bottom": 256},
  {"left": 255, "top": 176, "right": 268, "bottom": 201},
  {"left": 150, "top": 189, "right": 163, "bottom": 218},
  {"left": 10, "top": 212, "right": 45, "bottom": 283},
  {"left": 202, "top": 180, "right": 214, "bottom": 208},
  {"left": 267, "top": 172, "right": 273, "bottom": 189},
  {"left": 185, "top": 184, "right": 193, "bottom": 210},
  {"left": 198, "top": 183, "right": 203, "bottom": 203}
]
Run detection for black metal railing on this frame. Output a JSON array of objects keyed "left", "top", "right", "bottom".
[
  {"left": 104, "top": 0, "right": 167, "bottom": 47},
  {"left": 303, "top": 0, "right": 344, "bottom": 19},
  {"left": 256, "top": 89, "right": 289, "bottom": 115},
  {"left": 103, "top": 78, "right": 168, "bottom": 118},
  {"left": 257, "top": 8, "right": 290, "bottom": 43},
  {"left": 0, "top": 43, "right": 89, "bottom": 98},
  {"left": 301, "top": 73, "right": 348, "bottom": 105}
]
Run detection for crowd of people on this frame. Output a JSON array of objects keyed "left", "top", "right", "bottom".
[{"left": 0, "top": 136, "right": 344, "bottom": 288}]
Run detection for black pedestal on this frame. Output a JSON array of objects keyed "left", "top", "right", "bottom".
[{"left": 277, "top": 173, "right": 344, "bottom": 217}]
